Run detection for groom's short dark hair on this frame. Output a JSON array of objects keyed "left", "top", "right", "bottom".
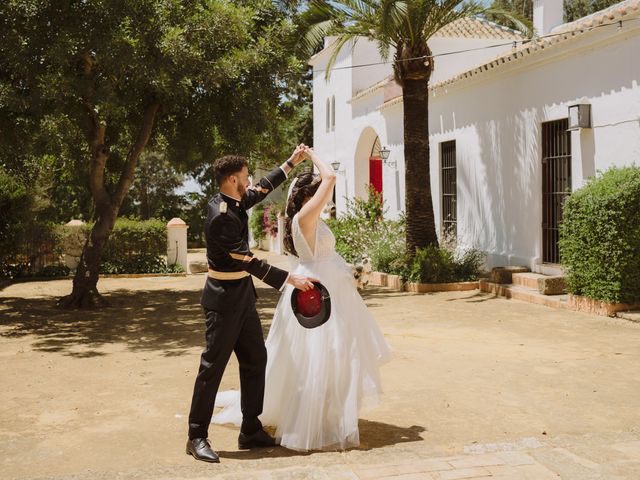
[{"left": 213, "top": 155, "right": 249, "bottom": 185}]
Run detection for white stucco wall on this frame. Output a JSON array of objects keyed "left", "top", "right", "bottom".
[
  {"left": 311, "top": 15, "right": 640, "bottom": 269},
  {"left": 428, "top": 37, "right": 523, "bottom": 84},
  {"left": 321, "top": 35, "right": 521, "bottom": 220},
  {"left": 352, "top": 38, "right": 392, "bottom": 95},
  {"left": 311, "top": 41, "right": 353, "bottom": 214},
  {"left": 429, "top": 24, "right": 640, "bottom": 268}
]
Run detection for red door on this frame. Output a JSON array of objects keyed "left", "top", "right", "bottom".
[{"left": 369, "top": 157, "right": 383, "bottom": 201}]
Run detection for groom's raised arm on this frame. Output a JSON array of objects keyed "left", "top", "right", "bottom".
[
  {"left": 242, "top": 166, "right": 287, "bottom": 211},
  {"left": 241, "top": 144, "right": 308, "bottom": 210}
]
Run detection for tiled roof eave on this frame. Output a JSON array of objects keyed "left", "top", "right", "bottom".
[
  {"left": 430, "top": 20, "right": 638, "bottom": 90},
  {"left": 349, "top": 76, "right": 395, "bottom": 103}
]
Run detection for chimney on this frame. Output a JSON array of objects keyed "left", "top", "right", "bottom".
[{"left": 533, "top": 0, "right": 564, "bottom": 36}]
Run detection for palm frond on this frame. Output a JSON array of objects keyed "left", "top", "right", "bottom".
[
  {"left": 480, "top": 6, "right": 534, "bottom": 38},
  {"left": 324, "top": 33, "right": 359, "bottom": 80}
]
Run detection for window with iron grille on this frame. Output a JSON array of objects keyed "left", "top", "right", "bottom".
[
  {"left": 541, "top": 119, "right": 572, "bottom": 264},
  {"left": 440, "top": 140, "right": 457, "bottom": 237}
]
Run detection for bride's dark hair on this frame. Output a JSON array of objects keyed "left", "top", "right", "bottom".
[{"left": 283, "top": 172, "right": 322, "bottom": 257}]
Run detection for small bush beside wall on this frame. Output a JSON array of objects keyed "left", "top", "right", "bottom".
[
  {"left": 327, "top": 188, "right": 485, "bottom": 283},
  {"left": 559, "top": 166, "right": 640, "bottom": 304},
  {"left": 406, "top": 244, "right": 484, "bottom": 284}
]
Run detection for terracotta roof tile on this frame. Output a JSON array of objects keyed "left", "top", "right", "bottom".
[{"left": 434, "top": 16, "right": 525, "bottom": 40}]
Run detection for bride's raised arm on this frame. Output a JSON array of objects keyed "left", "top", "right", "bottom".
[{"left": 298, "top": 148, "right": 336, "bottom": 229}]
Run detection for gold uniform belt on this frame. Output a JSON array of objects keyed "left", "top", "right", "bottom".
[{"left": 207, "top": 269, "right": 250, "bottom": 280}]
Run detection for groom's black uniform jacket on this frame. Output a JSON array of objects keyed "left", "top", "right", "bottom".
[{"left": 200, "top": 167, "right": 289, "bottom": 311}]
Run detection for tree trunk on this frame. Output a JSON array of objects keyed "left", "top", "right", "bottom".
[
  {"left": 58, "top": 102, "right": 160, "bottom": 309},
  {"left": 57, "top": 204, "right": 118, "bottom": 308},
  {"left": 140, "top": 184, "right": 150, "bottom": 220},
  {"left": 403, "top": 78, "right": 438, "bottom": 255}
]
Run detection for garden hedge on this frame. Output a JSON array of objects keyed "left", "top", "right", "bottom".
[{"left": 559, "top": 166, "right": 640, "bottom": 304}]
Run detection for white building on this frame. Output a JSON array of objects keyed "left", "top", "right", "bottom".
[{"left": 310, "top": 0, "right": 640, "bottom": 272}]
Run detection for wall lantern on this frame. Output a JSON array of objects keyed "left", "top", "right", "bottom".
[
  {"left": 568, "top": 102, "right": 591, "bottom": 130},
  {"left": 380, "top": 146, "right": 396, "bottom": 168},
  {"left": 331, "top": 160, "right": 341, "bottom": 172}
]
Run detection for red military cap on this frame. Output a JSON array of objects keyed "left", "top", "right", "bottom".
[{"left": 290, "top": 282, "right": 331, "bottom": 329}]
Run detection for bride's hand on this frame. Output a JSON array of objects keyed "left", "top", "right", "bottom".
[
  {"left": 288, "top": 144, "right": 308, "bottom": 167},
  {"left": 288, "top": 274, "right": 320, "bottom": 291},
  {"left": 303, "top": 147, "right": 335, "bottom": 181}
]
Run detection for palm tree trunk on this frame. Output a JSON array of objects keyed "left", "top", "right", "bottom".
[{"left": 403, "top": 78, "right": 438, "bottom": 255}]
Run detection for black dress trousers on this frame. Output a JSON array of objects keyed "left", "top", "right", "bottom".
[{"left": 188, "top": 279, "right": 267, "bottom": 439}]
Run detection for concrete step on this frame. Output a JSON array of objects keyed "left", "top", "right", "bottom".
[
  {"left": 480, "top": 279, "right": 570, "bottom": 309},
  {"left": 512, "top": 272, "right": 546, "bottom": 290},
  {"left": 511, "top": 272, "right": 568, "bottom": 295},
  {"left": 533, "top": 263, "right": 565, "bottom": 276},
  {"left": 490, "top": 266, "right": 530, "bottom": 284}
]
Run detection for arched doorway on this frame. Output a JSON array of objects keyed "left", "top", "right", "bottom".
[
  {"left": 354, "top": 127, "right": 384, "bottom": 202},
  {"left": 369, "top": 136, "right": 383, "bottom": 202}
]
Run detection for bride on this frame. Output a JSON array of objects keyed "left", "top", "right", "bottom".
[{"left": 213, "top": 147, "right": 391, "bottom": 451}]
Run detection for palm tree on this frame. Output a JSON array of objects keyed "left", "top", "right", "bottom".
[{"left": 302, "top": 0, "right": 530, "bottom": 256}]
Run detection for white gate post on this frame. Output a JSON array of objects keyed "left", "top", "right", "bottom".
[
  {"left": 167, "top": 218, "right": 188, "bottom": 271},
  {"left": 277, "top": 215, "right": 285, "bottom": 255},
  {"left": 63, "top": 219, "right": 85, "bottom": 270}
]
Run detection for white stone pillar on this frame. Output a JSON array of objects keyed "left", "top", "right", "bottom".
[
  {"left": 63, "top": 219, "right": 85, "bottom": 271},
  {"left": 167, "top": 218, "right": 188, "bottom": 272},
  {"left": 277, "top": 215, "right": 286, "bottom": 255}
]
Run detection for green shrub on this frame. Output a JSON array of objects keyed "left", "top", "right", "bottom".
[
  {"left": 0, "top": 168, "right": 31, "bottom": 271},
  {"left": 559, "top": 166, "right": 640, "bottom": 304},
  {"left": 102, "top": 218, "right": 166, "bottom": 260},
  {"left": 452, "top": 249, "right": 486, "bottom": 281},
  {"left": 368, "top": 220, "right": 406, "bottom": 276},
  {"left": 326, "top": 186, "right": 390, "bottom": 264},
  {"left": 344, "top": 186, "right": 385, "bottom": 222},
  {"left": 37, "top": 264, "right": 71, "bottom": 277},
  {"left": 326, "top": 216, "right": 370, "bottom": 263},
  {"left": 100, "top": 253, "right": 183, "bottom": 274},
  {"left": 327, "top": 188, "right": 484, "bottom": 283},
  {"left": 406, "top": 244, "right": 485, "bottom": 284},
  {"left": 1, "top": 169, "right": 67, "bottom": 277}
]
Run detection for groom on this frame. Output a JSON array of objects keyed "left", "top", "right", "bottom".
[{"left": 187, "top": 145, "right": 316, "bottom": 463}]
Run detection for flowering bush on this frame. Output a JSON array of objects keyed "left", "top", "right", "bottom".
[
  {"left": 327, "top": 189, "right": 485, "bottom": 283},
  {"left": 327, "top": 186, "right": 406, "bottom": 275},
  {"left": 263, "top": 206, "right": 277, "bottom": 237}
]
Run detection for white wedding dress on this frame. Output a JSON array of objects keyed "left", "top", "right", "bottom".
[{"left": 212, "top": 215, "right": 391, "bottom": 451}]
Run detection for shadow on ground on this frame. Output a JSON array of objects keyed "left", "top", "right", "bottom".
[
  {"left": 444, "top": 291, "right": 500, "bottom": 303},
  {"left": 0, "top": 285, "right": 282, "bottom": 357},
  {"left": 0, "top": 284, "right": 409, "bottom": 358},
  {"left": 217, "top": 420, "right": 425, "bottom": 459},
  {"left": 0, "top": 288, "right": 206, "bottom": 357}
]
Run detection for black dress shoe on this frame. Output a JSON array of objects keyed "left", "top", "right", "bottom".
[
  {"left": 238, "top": 428, "right": 277, "bottom": 450},
  {"left": 186, "top": 438, "right": 220, "bottom": 463}
]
